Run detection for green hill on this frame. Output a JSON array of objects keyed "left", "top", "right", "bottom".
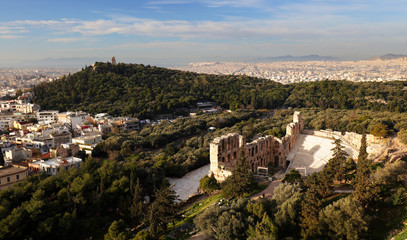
[
  {"left": 33, "top": 62, "right": 407, "bottom": 117},
  {"left": 33, "top": 62, "right": 288, "bottom": 118}
]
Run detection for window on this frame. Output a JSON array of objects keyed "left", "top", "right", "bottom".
[
  {"left": 16, "top": 174, "right": 19, "bottom": 180},
  {"left": 0, "top": 178, "right": 2, "bottom": 184},
  {"left": 7, "top": 177, "right": 10, "bottom": 183}
]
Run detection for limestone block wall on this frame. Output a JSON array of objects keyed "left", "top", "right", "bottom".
[
  {"left": 209, "top": 112, "right": 303, "bottom": 182},
  {"left": 209, "top": 133, "right": 245, "bottom": 182}
]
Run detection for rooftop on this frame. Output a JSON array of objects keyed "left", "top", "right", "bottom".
[
  {"left": 0, "top": 165, "right": 27, "bottom": 177},
  {"left": 40, "top": 157, "right": 82, "bottom": 167}
]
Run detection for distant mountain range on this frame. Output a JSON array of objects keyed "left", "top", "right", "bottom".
[
  {"left": 368, "top": 54, "right": 407, "bottom": 61},
  {"left": 256, "top": 55, "right": 341, "bottom": 62}
]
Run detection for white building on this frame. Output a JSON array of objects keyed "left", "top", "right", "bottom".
[
  {"left": 37, "top": 110, "right": 58, "bottom": 123},
  {"left": 57, "top": 111, "right": 89, "bottom": 128},
  {"left": 72, "top": 134, "right": 102, "bottom": 154},
  {"left": 37, "top": 157, "right": 82, "bottom": 175},
  {"left": 0, "top": 113, "right": 27, "bottom": 130},
  {"left": 15, "top": 103, "right": 40, "bottom": 113},
  {"left": 39, "top": 157, "right": 82, "bottom": 175}
]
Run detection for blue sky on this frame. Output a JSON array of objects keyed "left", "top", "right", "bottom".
[{"left": 1, "top": 0, "right": 407, "bottom": 66}]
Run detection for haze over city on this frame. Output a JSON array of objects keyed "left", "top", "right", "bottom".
[{"left": 1, "top": 0, "right": 407, "bottom": 67}]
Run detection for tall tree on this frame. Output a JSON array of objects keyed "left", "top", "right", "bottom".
[
  {"left": 353, "top": 133, "right": 378, "bottom": 208},
  {"left": 222, "top": 150, "right": 257, "bottom": 198},
  {"left": 300, "top": 174, "right": 323, "bottom": 240},
  {"left": 148, "top": 181, "right": 178, "bottom": 238},
  {"left": 325, "top": 138, "right": 348, "bottom": 181},
  {"left": 130, "top": 178, "right": 144, "bottom": 227}
]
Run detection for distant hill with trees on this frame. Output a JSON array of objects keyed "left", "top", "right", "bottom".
[{"left": 32, "top": 62, "right": 407, "bottom": 118}]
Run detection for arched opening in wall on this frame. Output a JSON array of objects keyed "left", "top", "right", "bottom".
[
  {"left": 252, "top": 147, "right": 254, "bottom": 157},
  {"left": 227, "top": 154, "right": 230, "bottom": 162},
  {"left": 285, "top": 160, "right": 290, "bottom": 168},
  {"left": 274, "top": 156, "right": 279, "bottom": 166},
  {"left": 222, "top": 157, "right": 225, "bottom": 162},
  {"left": 233, "top": 151, "right": 236, "bottom": 160},
  {"left": 255, "top": 145, "right": 258, "bottom": 154}
]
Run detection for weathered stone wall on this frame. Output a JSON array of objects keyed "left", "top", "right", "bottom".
[
  {"left": 209, "top": 111, "right": 303, "bottom": 182},
  {"left": 209, "top": 133, "right": 244, "bottom": 182}
]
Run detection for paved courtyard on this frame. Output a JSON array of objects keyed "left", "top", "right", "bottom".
[
  {"left": 167, "top": 164, "right": 210, "bottom": 201},
  {"left": 286, "top": 134, "right": 359, "bottom": 176}
]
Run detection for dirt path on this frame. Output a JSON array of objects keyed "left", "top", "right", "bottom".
[{"left": 251, "top": 180, "right": 282, "bottom": 200}]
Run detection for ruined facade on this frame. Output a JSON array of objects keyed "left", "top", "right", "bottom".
[{"left": 209, "top": 111, "right": 304, "bottom": 182}]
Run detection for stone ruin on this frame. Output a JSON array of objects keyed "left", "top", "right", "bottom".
[{"left": 209, "top": 111, "right": 304, "bottom": 182}]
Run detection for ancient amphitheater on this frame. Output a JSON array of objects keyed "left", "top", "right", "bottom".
[
  {"left": 209, "top": 112, "right": 387, "bottom": 181},
  {"left": 286, "top": 134, "right": 358, "bottom": 176}
]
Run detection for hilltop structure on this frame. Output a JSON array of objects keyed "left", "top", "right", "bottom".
[{"left": 209, "top": 111, "right": 304, "bottom": 182}]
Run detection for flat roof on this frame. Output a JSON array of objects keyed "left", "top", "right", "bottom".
[
  {"left": 73, "top": 134, "right": 101, "bottom": 141},
  {"left": 0, "top": 165, "right": 27, "bottom": 177}
]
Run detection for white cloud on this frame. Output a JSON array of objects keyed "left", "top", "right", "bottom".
[
  {"left": 0, "top": 14, "right": 405, "bottom": 43},
  {"left": 0, "top": 35, "right": 23, "bottom": 39},
  {"left": 47, "top": 37, "right": 87, "bottom": 43}
]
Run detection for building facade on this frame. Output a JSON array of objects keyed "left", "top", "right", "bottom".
[
  {"left": 209, "top": 111, "right": 304, "bottom": 182},
  {"left": 0, "top": 165, "right": 28, "bottom": 190}
]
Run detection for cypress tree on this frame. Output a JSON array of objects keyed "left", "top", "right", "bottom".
[{"left": 353, "top": 133, "right": 378, "bottom": 208}]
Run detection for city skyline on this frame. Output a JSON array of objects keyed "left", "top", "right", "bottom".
[{"left": 1, "top": 0, "right": 407, "bottom": 67}]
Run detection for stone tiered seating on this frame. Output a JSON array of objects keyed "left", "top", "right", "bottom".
[{"left": 286, "top": 134, "right": 359, "bottom": 176}]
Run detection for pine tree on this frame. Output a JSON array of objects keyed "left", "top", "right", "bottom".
[
  {"left": 148, "top": 181, "right": 178, "bottom": 238},
  {"left": 300, "top": 174, "right": 323, "bottom": 240},
  {"left": 326, "top": 138, "right": 348, "bottom": 181},
  {"left": 222, "top": 150, "right": 257, "bottom": 198}
]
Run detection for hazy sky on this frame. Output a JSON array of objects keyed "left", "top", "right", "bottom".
[{"left": 0, "top": 0, "right": 406, "bottom": 66}]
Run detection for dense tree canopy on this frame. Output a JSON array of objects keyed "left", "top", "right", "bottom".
[
  {"left": 33, "top": 62, "right": 407, "bottom": 118},
  {"left": 33, "top": 62, "right": 288, "bottom": 118}
]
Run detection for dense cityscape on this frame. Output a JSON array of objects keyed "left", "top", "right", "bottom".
[
  {"left": 0, "top": 68, "right": 78, "bottom": 97},
  {"left": 2, "top": 57, "right": 407, "bottom": 99},
  {"left": 178, "top": 58, "right": 407, "bottom": 84}
]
